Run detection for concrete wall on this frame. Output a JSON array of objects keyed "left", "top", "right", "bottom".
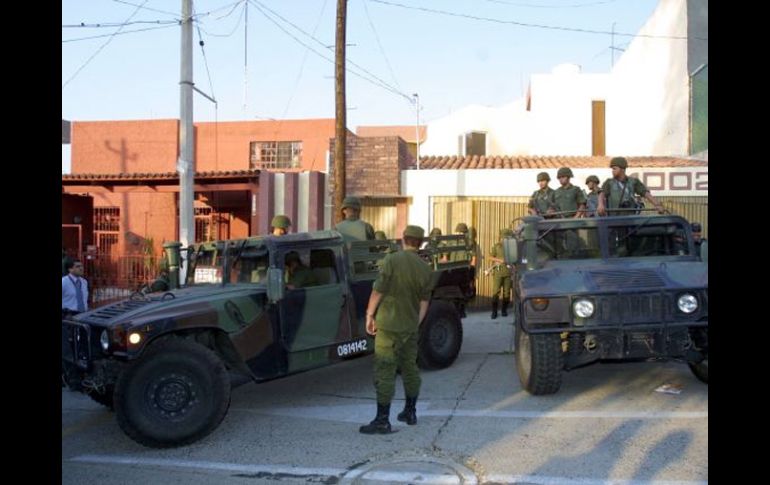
[{"left": 606, "top": 0, "right": 690, "bottom": 156}]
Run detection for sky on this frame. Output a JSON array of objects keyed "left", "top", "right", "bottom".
[{"left": 62, "top": 0, "right": 661, "bottom": 171}]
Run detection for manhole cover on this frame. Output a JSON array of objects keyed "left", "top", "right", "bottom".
[{"left": 341, "top": 457, "right": 477, "bottom": 484}]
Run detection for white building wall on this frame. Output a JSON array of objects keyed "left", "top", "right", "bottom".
[{"left": 607, "top": 0, "right": 689, "bottom": 156}]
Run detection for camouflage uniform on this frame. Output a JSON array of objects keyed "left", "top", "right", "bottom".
[
  {"left": 584, "top": 175, "right": 601, "bottom": 217},
  {"left": 335, "top": 197, "right": 375, "bottom": 241},
  {"left": 489, "top": 229, "right": 513, "bottom": 319},
  {"left": 528, "top": 173, "right": 556, "bottom": 217},
  {"left": 600, "top": 177, "right": 648, "bottom": 215},
  {"left": 553, "top": 168, "right": 587, "bottom": 218},
  {"left": 360, "top": 225, "right": 432, "bottom": 434}
]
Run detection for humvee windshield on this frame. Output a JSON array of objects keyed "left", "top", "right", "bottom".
[
  {"left": 608, "top": 221, "right": 689, "bottom": 257},
  {"left": 537, "top": 227, "right": 601, "bottom": 261},
  {"left": 187, "top": 243, "right": 224, "bottom": 285}
]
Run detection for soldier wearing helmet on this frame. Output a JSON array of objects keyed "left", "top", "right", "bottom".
[
  {"left": 597, "top": 157, "right": 664, "bottom": 216},
  {"left": 487, "top": 228, "right": 514, "bottom": 320},
  {"left": 584, "top": 175, "right": 601, "bottom": 217},
  {"left": 360, "top": 225, "right": 433, "bottom": 434},
  {"left": 528, "top": 172, "right": 556, "bottom": 217},
  {"left": 553, "top": 167, "right": 587, "bottom": 218},
  {"left": 335, "top": 196, "right": 375, "bottom": 241},
  {"left": 271, "top": 214, "right": 292, "bottom": 236}
]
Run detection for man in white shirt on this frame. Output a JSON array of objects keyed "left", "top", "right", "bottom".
[{"left": 62, "top": 260, "right": 89, "bottom": 315}]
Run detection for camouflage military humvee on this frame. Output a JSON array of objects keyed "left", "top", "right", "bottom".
[
  {"left": 62, "top": 231, "right": 474, "bottom": 447},
  {"left": 503, "top": 214, "right": 708, "bottom": 395}
]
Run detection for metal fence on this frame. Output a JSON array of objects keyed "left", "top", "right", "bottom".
[{"left": 80, "top": 252, "right": 162, "bottom": 308}]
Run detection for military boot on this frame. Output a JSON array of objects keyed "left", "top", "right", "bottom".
[
  {"left": 501, "top": 299, "right": 509, "bottom": 317},
  {"left": 397, "top": 396, "right": 418, "bottom": 425},
  {"left": 359, "top": 403, "right": 392, "bottom": 434},
  {"left": 491, "top": 298, "right": 499, "bottom": 320}
]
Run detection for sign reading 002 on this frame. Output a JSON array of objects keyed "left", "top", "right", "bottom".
[{"left": 337, "top": 338, "right": 368, "bottom": 357}]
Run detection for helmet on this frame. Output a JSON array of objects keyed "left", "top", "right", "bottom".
[
  {"left": 500, "top": 228, "right": 514, "bottom": 238},
  {"left": 341, "top": 196, "right": 362, "bottom": 211},
  {"left": 691, "top": 222, "right": 702, "bottom": 232},
  {"left": 585, "top": 175, "right": 600, "bottom": 184},
  {"left": 429, "top": 227, "right": 443, "bottom": 237},
  {"left": 610, "top": 156, "right": 628, "bottom": 169},
  {"left": 536, "top": 172, "right": 550, "bottom": 182},
  {"left": 271, "top": 214, "right": 291, "bottom": 229},
  {"left": 374, "top": 230, "right": 387, "bottom": 240},
  {"left": 557, "top": 167, "right": 573, "bottom": 178},
  {"left": 454, "top": 222, "right": 468, "bottom": 233},
  {"left": 403, "top": 225, "right": 425, "bottom": 239}
]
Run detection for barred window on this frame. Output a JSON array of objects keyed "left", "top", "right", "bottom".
[{"left": 249, "top": 141, "right": 303, "bottom": 169}]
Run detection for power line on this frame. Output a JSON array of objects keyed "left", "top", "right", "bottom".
[
  {"left": 483, "top": 0, "right": 619, "bottom": 8},
  {"left": 361, "top": 0, "right": 403, "bottom": 93},
  {"left": 63, "top": 20, "right": 179, "bottom": 28},
  {"left": 62, "top": 23, "right": 178, "bottom": 43},
  {"left": 111, "top": 0, "right": 177, "bottom": 17},
  {"left": 63, "top": 0, "right": 151, "bottom": 89},
  {"left": 249, "top": 0, "right": 414, "bottom": 104},
  {"left": 196, "top": 2, "right": 247, "bottom": 38},
  {"left": 369, "top": 0, "right": 706, "bottom": 41},
  {"left": 193, "top": 3, "right": 217, "bottom": 102}
]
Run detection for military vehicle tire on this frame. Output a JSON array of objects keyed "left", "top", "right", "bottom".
[
  {"left": 688, "top": 355, "right": 708, "bottom": 384},
  {"left": 114, "top": 338, "right": 231, "bottom": 448},
  {"left": 417, "top": 301, "right": 463, "bottom": 370},
  {"left": 515, "top": 327, "right": 563, "bottom": 395},
  {"left": 88, "top": 385, "right": 115, "bottom": 409}
]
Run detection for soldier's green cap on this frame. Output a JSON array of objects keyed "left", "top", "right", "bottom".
[
  {"left": 586, "top": 175, "right": 600, "bottom": 184},
  {"left": 374, "top": 230, "right": 387, "bottom": 240},
  {"left": 557, "top": 167, "right": 573, "bottom": 178},
  {"left": 403, "top": 225, "right": 425, "bottom": 239},
  {"left": 610, "top": 156, "right": 628, "bottom": 169},
  {"left": 271, "top": 214, "right": 291, "bottom": 228},
  {"left": 454, "top": 222, "right": 468, "bottom": 233},
  {"left": 537, "top": 172, "right": 550, "bottom": 182},
  {"left": 500, "top": 228, "right": 514, "bottom": 237},
  {"left": 341, "top": 196, "right": 362, "bottom": 210},
  {"left": 429, "top": 227, "right": 443, "bottom": 237}
]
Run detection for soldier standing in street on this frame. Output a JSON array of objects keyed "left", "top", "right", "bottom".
[
  {"left": 528, "top": 172, "right": 556, "bottom": 217},
  {"left": 584, "top": 175, "right": 601, "bottom": 217},
  {"left": 271, "top": 215, "right": 292, "bottom": 236},
  {"left": 336, "top": 196, "right": 375, "bottom": 241},
  {"left": 360, "top": 225, "right": 432, "bottom": 434},
  {"left": 597, "top": 157, "right": 664, "bottom": 216},
  {"left": 487, "top": 228, "right": 513, "bottom": 320}
]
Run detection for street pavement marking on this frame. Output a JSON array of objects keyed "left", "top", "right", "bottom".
[
  {"left": 69, "top": 455, "right": 708, "bottom": 485},
  {"left": 230, "top": 404, "right": 707, "bottom": 423}
]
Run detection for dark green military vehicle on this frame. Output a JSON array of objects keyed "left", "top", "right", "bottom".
[
  {"left": 503, "top": 214, "right": 708, "bottom": 395},
  {"left": 62, "top": 231, "right": 474, "bottom": 447}
]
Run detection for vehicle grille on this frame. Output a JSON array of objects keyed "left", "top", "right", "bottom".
[{"left": 588, "top": 269, "right": 665, "bottom": 290}]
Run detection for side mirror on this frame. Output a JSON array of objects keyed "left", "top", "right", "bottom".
[
  {"left": 699, "top": 240, "right": 708, "bottom": 263},
  {"left": 266, "top": 267, "right": 285, "bottom": 303},
  {"left": 503, "top": 237, "right": 518, "bottom": 264}
]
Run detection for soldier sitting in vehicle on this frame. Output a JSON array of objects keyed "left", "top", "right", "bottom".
[{"left": 285, "top": 251, "right": 318, "bottom": 290}]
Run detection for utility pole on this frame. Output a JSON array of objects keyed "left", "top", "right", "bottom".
[
  {"left": 178, "top": 0, "right": 195, "bottom": 280},
  {"left": 333, "top": 0, "right": 347, "bottom": 224}
]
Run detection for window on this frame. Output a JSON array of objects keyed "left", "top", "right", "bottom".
[
  {"left": 537, "top": 227, "right": 600, "bottom": 261},
  {"left": 592, "top": 100, "right": 606, "bottom": 156},
  {"left": 608, "top": 223, "right": 689, "bottom": 258},
  {"left": 463, "top": 132, "right": 486, "bottom": 156},
  {"left": 93, "top": 207, "right": 120, "bottom": 254},
  {"left": 249, "top": 141, "right": 303, "bottom": 169}
]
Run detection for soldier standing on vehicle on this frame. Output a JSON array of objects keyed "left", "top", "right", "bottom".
[
  {"left": 584, "top": 175, "right": 601, "bottom": 217},
  {"left": 691, "top": 222, "right": 706, "bottom": 255},
  {"left": 528, "top": 172, "right": 556, "bottom": 217},
  {"left": 336, "top": 196, "right": 375, "bottom": 241},
  {"left": 597, "top": 157, "right": 664, "bottom": 216},
  {"left": 271, "top": 215, "right": 292, "bottom": 236},
  {"left": 487, "top": 228, "right": 513, "bottom": 320},
  {"left": 360, "top": 225, "right": 432, "bottom": 434},
  {"left": 553, "top": 167, "right": 587, "bottom": 218}
]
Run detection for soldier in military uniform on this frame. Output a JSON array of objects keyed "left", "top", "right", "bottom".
[
  {"left": 425, "top": 227, "right": 449, "bottom": 263},
  {"left": 553, "top": 167, "right": 587, "bottom": 218},
  {"left": 360, "top": 225, "right": 433, "bottom": 434},
  {"left": 335, "top": 196, "right": 375, "bottom": 242},
  {"left": 285, "top": 251, "right": 318, "bottom": 290},
  {"left": 528, "top": 172, "right": 556, "bottom": 217},
  {"left": 584, "top": 175, "right": 601, "bottom": 217},
  {"left": 487, "top": 228, "right": 513, "bottom": 319},
  {"left": 597, "top": 157, "right": 664, "bottom": 216},
  {"left": 271, "top": 215, "right": 292, "bottom": 236},
  {"left": 691, "top": 222, "right": 706, "bottom": 254}
]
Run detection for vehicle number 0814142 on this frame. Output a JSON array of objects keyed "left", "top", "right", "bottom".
[{"left": 337, "top": 339, "right": 367, "bottom": 357}]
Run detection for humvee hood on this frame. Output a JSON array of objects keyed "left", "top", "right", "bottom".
[{"left": 519, "top": 260, "right": 707, "bottom": 299}]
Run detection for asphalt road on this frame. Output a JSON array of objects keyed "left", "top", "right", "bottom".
[{"left": 62, "top": 311, "right": 708, "bottom": 484}]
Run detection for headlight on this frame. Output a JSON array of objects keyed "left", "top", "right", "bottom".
[
  {"left": 677, "top": 294, "right": 698, "bottom": 313},
  {"left": 573, "top": 298, "right": 595, "bottom": 318},
  {"left": 100, "top": 330, "right": 110, "bottom": 351},
  {"left": 128, "top": 332, "right": 142, "bottom": 345}
]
